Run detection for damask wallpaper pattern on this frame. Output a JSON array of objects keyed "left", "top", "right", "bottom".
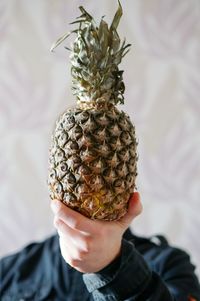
[{"left": 0, "top": 0, "right": 199, "bottom": 277}]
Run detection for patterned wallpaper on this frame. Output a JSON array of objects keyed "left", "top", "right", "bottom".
[{"left": 0, "top": 0, "right": 200, "bottom": 277}]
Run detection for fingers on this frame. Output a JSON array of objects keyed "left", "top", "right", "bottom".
[
  {"left": 51, "top": 192, "right": 142, "bottom": 235},
  {"left": 51, "top": 200, "right": 96, "bottom": 234},
  {"left": 54, "top": 217, "right": 91, "bottom": 252},
  {"left": 117, "top": 192, "right": 143, "bottom": 229},
  {"left": 54, "top": 217, "right": 95, "bottom": 271}
]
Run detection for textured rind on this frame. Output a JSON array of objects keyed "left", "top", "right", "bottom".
[{"left": 48, "top": 105, "right": 137, "bottom": 221}]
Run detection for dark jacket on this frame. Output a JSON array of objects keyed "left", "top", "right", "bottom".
[{"left": 0, "top": 229, "right": 200, "bottom": 301}]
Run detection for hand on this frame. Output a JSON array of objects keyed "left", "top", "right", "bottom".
[{"left": 51, "top": 192, "right": 142, "bottom": 273}]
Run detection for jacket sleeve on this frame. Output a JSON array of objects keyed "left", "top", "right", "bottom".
[{"left": 83, "top": 239, "right": 200, "bottom": 301}]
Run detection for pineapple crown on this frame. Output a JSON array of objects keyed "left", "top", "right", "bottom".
[{"left": 51, "top": 1, "right": 131, "bottom": 109}]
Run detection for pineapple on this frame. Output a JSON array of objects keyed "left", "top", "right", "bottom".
[{"left": 48, "top": 2, "right": 138, "bottom": 220}]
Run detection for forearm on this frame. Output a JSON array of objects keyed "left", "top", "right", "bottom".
[{"left": 82, "top": 239, "right": 159, "bottom": 300}]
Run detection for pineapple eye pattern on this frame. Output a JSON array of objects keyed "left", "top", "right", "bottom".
[
  {"left": 62, "top": 114, "right": 76, "bottom": 130},
  {"left": 77, "top": 111, "right": 90, "bottom": 124}
]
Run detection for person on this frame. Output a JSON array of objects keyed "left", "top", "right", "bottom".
[{"left": 0, "top": 192, "right": 200, "bottom": 300}]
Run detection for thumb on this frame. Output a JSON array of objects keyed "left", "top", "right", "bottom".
[{"left": 117, "top": 192, "right": 143, "bottom": 229}]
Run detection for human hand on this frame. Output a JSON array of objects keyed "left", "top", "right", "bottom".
[{"left": 50, "top": 192, "right": 142, "bottom": 273}]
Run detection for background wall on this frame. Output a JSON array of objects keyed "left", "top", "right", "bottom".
[{"left": 0, "top": 0, "right": 199, "bottom": 277}]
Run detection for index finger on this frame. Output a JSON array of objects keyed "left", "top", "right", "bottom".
[{"left": 51, "top": 200, "right": 97, "bottom": 234}]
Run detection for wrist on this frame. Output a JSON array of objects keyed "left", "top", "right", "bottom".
[{"left": 97, "top": 238, "right": 122, "bottom": 273}]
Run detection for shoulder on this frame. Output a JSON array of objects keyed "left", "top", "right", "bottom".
[
  {"left": 1, "top": 234, "right": 58, "bottom": 271},
  {"left": 128, "top": 231, "right": 198, "bottom": 279},
  {"left": 0, "top": 234, "right": 59, "bottom": 296}
]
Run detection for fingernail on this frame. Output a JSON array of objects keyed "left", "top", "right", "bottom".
[{"left": 51, "top": 199, "right": 61, "bottom": 213}]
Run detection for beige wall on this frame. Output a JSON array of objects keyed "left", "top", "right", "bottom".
[{"left": 0, "top": 0, "right": 199, "bottom": 277}]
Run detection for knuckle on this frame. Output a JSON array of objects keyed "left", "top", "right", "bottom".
[
  {"left": 84, "top": 236, "right": 93, "bottom": 252},
  {"left": 69, "top": 257, "right": 81, "bottom": 268},
  {"left": 54, "top": 205, "right": 63, "bottom": 217},
  {"left": 71, "top": 218, "right": 80, "bottom": 230},
  {"left": 53, "top": 217, "right": 60, "bottom": 228},
  {"left": 54, "top": 218, "right": 66, "bottom": 234},
  {"left": 78, "top": 249, "right": 88, "bottom": 259}
]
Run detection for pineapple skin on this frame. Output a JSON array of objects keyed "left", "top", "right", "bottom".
[{"left": 48, "top": 104, "right": 137, "bottom": 220}]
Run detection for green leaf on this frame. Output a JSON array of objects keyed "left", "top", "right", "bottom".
[
  {"left": 111, "top": 30, "right": 120, "bottom": 53},
  {"left": 98, "top": 19, "right": 109, "bottom": 55},
  {"left": 70, "top": 19, "right": 87, "bottom": 25},
  {"left": 50, "top": 30, "right": 78, "bottom": 52},
  {"left": 110, "top": 0, "right": 123, "bottom": 31},
  {"left": 79, "top": 6, "right": 93, "bottom": 22},
  {"left": 50, "top": 32, "right": 71, "bottom": 52}
]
